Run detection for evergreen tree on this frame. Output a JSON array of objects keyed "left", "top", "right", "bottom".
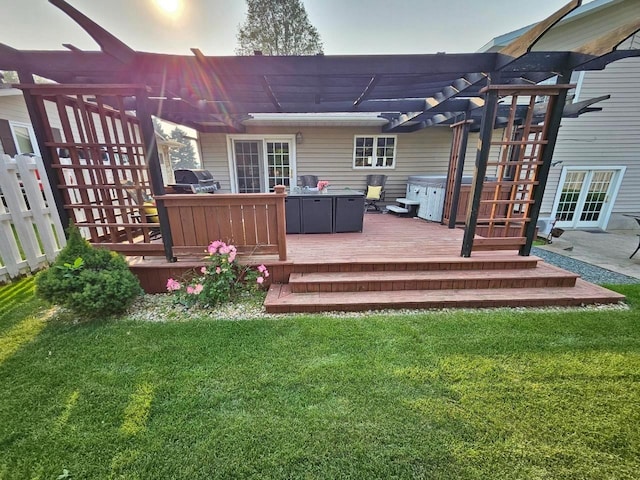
[
  {"left": 236, "top": 0, "right": 323, "bottom": 56},
  {"left": 169, "top": 127, "right": 198, "bottom": 170},
  {"left": 152, "top": 117, "right": 166, "bottom": 137}
]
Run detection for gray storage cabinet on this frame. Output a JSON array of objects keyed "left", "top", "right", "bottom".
[
  {"left": 285, "top": 197, "right": 301, "bottom": 234},
  {"left": 334, "top": 196, "right": 365, "bottom": 232},
  {"left": 301, "top": 197, "right": 333, "bottom": 233}
]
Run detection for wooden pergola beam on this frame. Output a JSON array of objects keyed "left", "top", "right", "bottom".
[{"left": 49, "top": 0, "right": 136, "bottom": 64}]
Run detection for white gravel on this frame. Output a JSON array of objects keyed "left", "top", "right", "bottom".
[{"left": 123, "top": 293, "right": 629, "bottom": 322}]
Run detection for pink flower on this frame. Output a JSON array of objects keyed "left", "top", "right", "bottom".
[
  {"left": 215, "top": 267, "right": 221, "bottom": 274},
  {"left": 200, "top": 266, "right": 207, "bottom": 274},
  {"left": 207, "top": 240, "right": 223, "bottom": 254},
  {"left": 186, "top": 285, "right": 195, "bottom": 294},
  {"left": 258, "top": 264, "right": 270, "bottom": 277},
  {"left": 257, "top": 276, "right": 264, "bottom": 284},
  {"left": 194, "top": 284, "right": 203, "bottom": 294},
  {"left": 228, "top": 251, "right": 237, "bottom": 263},
  {"left": 166, "top": 278, "right": 181, "bottom": 291},
  {"left": 219, "top": 245, "right": 230, "bottom": 254}
]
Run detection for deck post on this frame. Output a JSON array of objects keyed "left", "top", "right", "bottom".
[
  {"left": 446, "top": 118, "right": 472, "bottom": 229},
  {"left": 17, "top": 72, "right": 70, "bottom": 230},
  {"left": 461, "top": 88, "right": 498, "bottom": 257},
  {"left": 274, "top": 185, "right": 288, "bottom": 261},
  {"left": 135, "top": 88, "right": 175, "bottom": 262},
  {"left": 520, "top": 72, "right": 572, "bottom": 256}
]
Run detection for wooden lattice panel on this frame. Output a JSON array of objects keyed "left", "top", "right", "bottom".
[
  {"left": 462, "top": 84, "right": 574, "bottom": 255},
  {"left": 22, "top": 85, "right": 162, "bottom": 253}
]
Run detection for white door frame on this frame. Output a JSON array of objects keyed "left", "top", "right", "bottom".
[
  {"left": 226, "top": 134, "right": 297, "bottom": 193},
  {"left": 550, "top": 165, "right": 626, "bottom": 230}
]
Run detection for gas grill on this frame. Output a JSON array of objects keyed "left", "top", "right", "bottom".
[{"left": 171, "top": 169, "right": 220, "bottom": 194}]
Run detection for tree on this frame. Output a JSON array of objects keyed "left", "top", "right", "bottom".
[
  {"left": 168, "top": 127, "right": 198, "bottom": 170},
  {"left": 236, "top": 0, "right": 323, "bottom": 56}
]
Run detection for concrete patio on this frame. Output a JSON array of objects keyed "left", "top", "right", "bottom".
[{"left": 537, "top": 228, "right": 640, "bottom": 280}]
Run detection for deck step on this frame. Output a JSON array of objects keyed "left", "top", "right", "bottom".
[
  {"left": 265, "top": 279, "right": 625, "bottom": 314},
  {"left": 288, "top": 263, "right": 578, "bottom": 293},
  {"left": 289, "top": 255, "right": 539, "bottom": 274}
]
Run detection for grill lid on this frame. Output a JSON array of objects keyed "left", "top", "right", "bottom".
[{"left": 174, "top": 169, "right": 214, "bottom": 184}]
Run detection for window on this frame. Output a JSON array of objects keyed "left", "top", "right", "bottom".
[
  {"left": 10, "top": 122, "right": 40, "bottom": 156},
  {"left": 353, "top": 135, "right": 396, "bottom": 169}
]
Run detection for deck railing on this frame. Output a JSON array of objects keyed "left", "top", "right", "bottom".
[{"left": 157, "top": 185, "right": 288, "bottom": 261}]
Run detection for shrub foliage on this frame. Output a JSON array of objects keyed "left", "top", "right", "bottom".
[{"left": 36, "top": 225, "right": 142, "bottom": 317}]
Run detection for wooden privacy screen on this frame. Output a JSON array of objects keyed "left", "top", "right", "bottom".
[
  {"left": 158, "top": 186, "right": 288, "bottom": 261},
  {"left": 463, "top": 84, "right": 573, "bottom": 254},
  {"left": 21, "top": 85, "right": 164, "bottom": 255}
]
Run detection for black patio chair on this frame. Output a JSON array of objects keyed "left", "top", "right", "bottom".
[
  {"left": 364, "top": 174, "right": 387, "bottom": 212},
  {"left": 298, "top": 175, "right": 319, "bottom": 188}
]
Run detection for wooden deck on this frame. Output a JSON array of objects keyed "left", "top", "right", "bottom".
[{"left": 128, "top": 214, "right": 625, "bottom": 312}]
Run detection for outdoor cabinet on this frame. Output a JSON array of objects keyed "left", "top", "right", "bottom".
[
  {"left": 301, "top": 197, "right": 333, "bottom": 233},
  {"left": 334, "top": 196, "right": 365, "bottom": 232},
  {"left": 285, "top": 197, "right": 301, "bottom": 234}
]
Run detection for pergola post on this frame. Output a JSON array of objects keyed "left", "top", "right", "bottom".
[
  {"left": 444, "top": 118, "right": 472, "bottom": 228},
  {"left": 460, "top": 89, "right": 498, "bottom": 257},
  {"left": 17, "top": 71, "right": 70, "bottom": 230},
  {"left": 520, "top": 71, "right": 573, "bottom": 255},
  {"left": 135, "top": 88, "right": 175, "bottom": 262}
]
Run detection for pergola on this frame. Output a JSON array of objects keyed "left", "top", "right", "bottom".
[{"left": 2, "top": 0, "right": 639, "bottom": 260}]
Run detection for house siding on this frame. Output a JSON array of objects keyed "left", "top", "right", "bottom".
[
  {"left": 536, "top": 51, "right": 640, "bottom": 228},
  {"left": 201, "top": 126, "right": 471, "bottom": 200},
  {"left": 0, "top": 92, "right": 67, "bottom": 153}
]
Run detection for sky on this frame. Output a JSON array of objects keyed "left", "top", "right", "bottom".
[{"left": 0, "top": 0, "right": 578, "bottom": 56}]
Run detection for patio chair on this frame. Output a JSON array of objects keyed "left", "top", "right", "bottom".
[
  {"left": 364, "top": 174, "right": 387, "bottom": 212},
  {"left": 298, "top": 175, "right": 319, "bottom": 188},
  {"left": 122, "top": 181, "right": 161, "bottom": 239}
]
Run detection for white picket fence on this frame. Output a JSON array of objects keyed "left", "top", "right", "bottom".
[{"left": 0, "top": 154, "right": 66, "bottom": 282}]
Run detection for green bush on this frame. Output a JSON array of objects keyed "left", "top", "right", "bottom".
[{"left": 35, "top": 225, "right": 142, "bottom": 317}]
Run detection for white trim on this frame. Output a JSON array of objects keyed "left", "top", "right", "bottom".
[
  {"left": 572, "top": 71, "right": 586, "bottom": 102},
  {"left": 244, "top": 113, "right": 387, "bottom": 127},
  {"left": 352, "top": 134, "right": 397, "bottom": 170},
  {"left": 226, "top": 134, "right": 297, "bottom": 193},
  {"left": 550, "top": 165, "right": 626, "bottom": 230}
]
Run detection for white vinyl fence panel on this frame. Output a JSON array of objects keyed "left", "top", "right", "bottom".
[{"left": 0, "top": 154, "right": 66, "bottom": 281}]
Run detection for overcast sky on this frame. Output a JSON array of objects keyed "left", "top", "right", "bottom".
[{"left": 0, "top": 0, "right": 577, "bottom": 56}]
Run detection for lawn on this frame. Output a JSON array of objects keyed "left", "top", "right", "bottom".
[{"left": 1, "top": 278, "right": 639, "bottom": 479}]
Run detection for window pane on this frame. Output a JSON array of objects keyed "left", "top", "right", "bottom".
[
  {"left": 14, "top": 126, "right": 35, "bottom": 154},
  {"left": 354, "top": 136, "right": 395, "bottom": 169}
]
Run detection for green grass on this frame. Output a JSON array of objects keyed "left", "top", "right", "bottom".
[{"left": 0, "top": 283, "right": 639, "bottom": 479}]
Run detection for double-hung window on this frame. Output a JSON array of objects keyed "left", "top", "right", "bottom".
[{"left": 353, "top": 135, "right": 396, "bottom": 169}]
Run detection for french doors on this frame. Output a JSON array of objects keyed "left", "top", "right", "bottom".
[
  {"left": 552, "top": 167, "right": 625, "bottom": 229},
  {"left": 230, "top": 136, "right": 295, "bottom": 193}
]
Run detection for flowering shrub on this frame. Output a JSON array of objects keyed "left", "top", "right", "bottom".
[{"left": 166, "top": 240, "right": 269, "bottom": 307}]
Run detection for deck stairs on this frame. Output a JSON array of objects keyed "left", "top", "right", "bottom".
[{"left": 264, "top": 255, "right": 624, "bottom": 313}]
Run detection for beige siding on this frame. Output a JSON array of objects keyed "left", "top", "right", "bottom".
[{"left": 201, "top": 126, "right": 464, "bottom": 199}]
